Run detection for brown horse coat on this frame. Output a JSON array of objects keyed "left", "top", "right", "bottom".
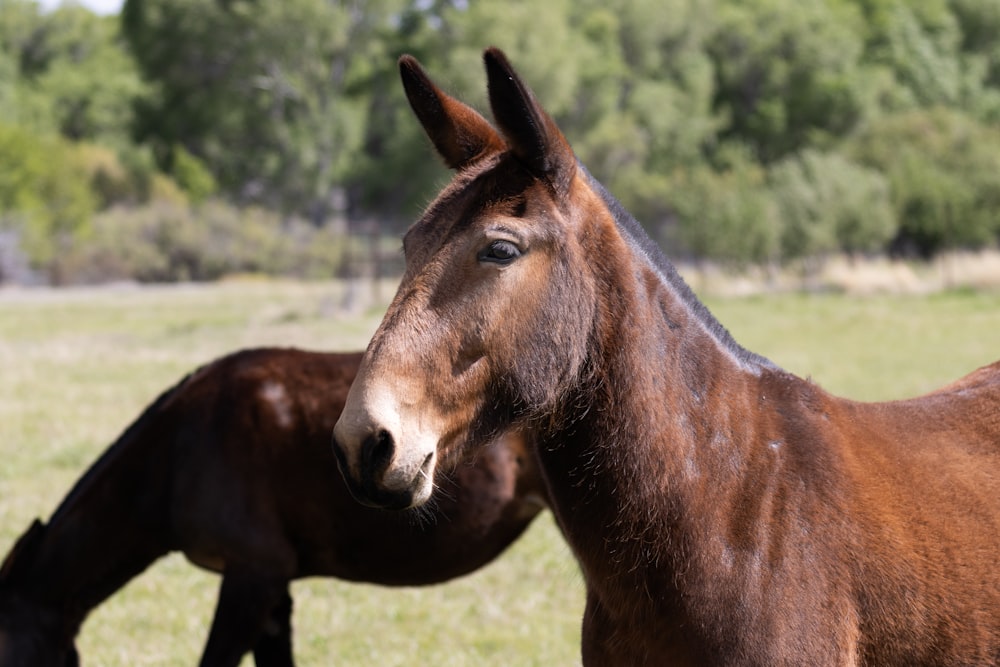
[
  {"left": 332, "top": 49, "right": 1000, "bottom": 665},
  {"left": 0, "top": 347, "right": 546, "bottom": 667}
]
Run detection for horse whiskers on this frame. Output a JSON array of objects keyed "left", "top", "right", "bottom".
[
  {"left": 428, "top": 475, "right": 458, "bottom": 504},
  {"left": 402, "top": 471, "right": 460, "bottom": 529},
  {"left": 405, "top": 495, "right": 443, "bottom": 529}
]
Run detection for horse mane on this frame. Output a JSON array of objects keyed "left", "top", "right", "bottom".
[
  {"left": 45, "top": 368, "right": 195, "bottom": 527},
  {"left": 0, "top": 519, "right": 46, "bottom": 585},
  {"left": 579, "top": 163, "right": 775, "bottom": 372}
]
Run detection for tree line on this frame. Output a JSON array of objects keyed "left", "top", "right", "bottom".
[{"left": 3, "top": 0, "right": 1000, "bottom": 284}]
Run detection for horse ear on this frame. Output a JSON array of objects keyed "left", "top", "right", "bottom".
[
  {"left": 399, "top": 55, "right": 505, "bottom": 170},
  {"left": 483, "top": 47, "right": 576, "bottom": 193},
  {"left": 0, "top": 519, "right": 45, "bottom": 585}
]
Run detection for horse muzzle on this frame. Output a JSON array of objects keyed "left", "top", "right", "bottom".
[{"left": 331, "top": 424, "right": 437, "bottom": 511}]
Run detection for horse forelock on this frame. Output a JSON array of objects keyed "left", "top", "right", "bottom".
[{"left": 411, "top": 152, "right": 540, "bottom": 242}]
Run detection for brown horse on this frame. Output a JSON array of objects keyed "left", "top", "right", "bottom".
[
  {"left": 0, "top": 347, "right": 546, "bottom": 667},
  {"left": 331, "top": 48, "right": 1000, "bottom": 665}
]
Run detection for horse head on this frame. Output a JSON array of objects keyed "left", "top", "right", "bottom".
[
  {"left": 333, "top": 48, "right": 606, "bottom": 510},
  {"left": 0, "top": 520, "right": 79, "bottom": 667}
]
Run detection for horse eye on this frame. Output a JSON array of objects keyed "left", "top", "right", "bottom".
[{"left": 478, "top": 240, "right": 522, "bottom": 264}]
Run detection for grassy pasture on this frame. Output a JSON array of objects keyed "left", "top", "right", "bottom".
[{"left": 0, "top": 280, "right": 998, "bottom": 665}]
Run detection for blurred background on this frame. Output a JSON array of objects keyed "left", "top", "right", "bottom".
[
  {"left": 2, "top": 0, "right": 1000, "bottom": 291},
  {"left": 3, "top": 2, "right": 1000, "bottom": 664}
]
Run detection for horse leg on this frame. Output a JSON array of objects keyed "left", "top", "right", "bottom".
[
  {"left": 251, "top": 590, "right": 295, "bottom": 667},
  {"left": 198, "top": 570, "right": 291, "bottom": 667}
]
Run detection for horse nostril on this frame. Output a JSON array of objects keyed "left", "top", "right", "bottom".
[
  {"left": 362, "top": 428, "right": 395, "bottom": 474},
  {"left": 420, "top": 451, "right": 434, "bottom": 477}
]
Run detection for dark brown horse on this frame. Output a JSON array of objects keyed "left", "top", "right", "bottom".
[
  {"left": 0, "top": 347, "right": 546, "bottom": 667},
  {"left": 331, "top": 48, "right": 1000, "bottom": 665}
]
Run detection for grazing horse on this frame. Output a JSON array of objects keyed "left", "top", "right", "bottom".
[
  {"left": 331, "top": 48, "right": 1000, "bottom": 665},
  {"left": 0, "top": 347, "right": 546, "bottom": 667}
]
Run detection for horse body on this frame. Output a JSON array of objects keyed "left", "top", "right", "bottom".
[
  {"left": 528, "top": 228, "right": 1000, "bottom": 665},
  {"left": 549, "top": 298, "right": 1000, "bottom": 664},
  {"left": 1, "top": 347, "right": 546, "bottom": 667},
  {"left": 331, "top": 48, "right": 1000, "bottom": 665}
]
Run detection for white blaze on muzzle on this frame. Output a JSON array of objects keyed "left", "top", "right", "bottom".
[{"left": 333, "top": 365, "right": 442, "bottom": 509}]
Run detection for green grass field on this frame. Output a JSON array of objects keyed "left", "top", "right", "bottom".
[{"left": 1, "top": 280, "right": 998, "bottom": 665}]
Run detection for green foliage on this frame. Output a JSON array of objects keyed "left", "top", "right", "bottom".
[
  {"left": 122, "top": 0, "right": 382, "bottom": 221},
  {"left": 769, "top": 150, "right": 894, "bottom": 259},
  {"left": 949, "top": 0, "right": 1000, "bottom": 115},
  {"left": 667, "top": 145, "right": 781, "bottom": 266},
  {"left": 709, "top": 0, "right": 867, "bottom": 162},
  {"left": 876, "top": 3, "right": 964, "bottom": 105},
  {"left": 168, "top": 146, "right": 216, "bottom": 204},
  {"left": 4, "top": 0, "right": 1000, "bottom": 283},
  {"left": 63, "top": 200, "right": 346, "bottom": 283},
  {"left": 73, "top": 142, "right": 169, "bottom": 209},
  {"left": 0, "top": 1, "right": 146, "bottom": 148},
  {"left": 571, "top": 0, "right": 722, "bottom": 215},
  {"left": 0, "top": 122, "right": 96, "bottom": 276},
  {"left": 848, "top": 108, "right": 1000, "bottom": 255}
]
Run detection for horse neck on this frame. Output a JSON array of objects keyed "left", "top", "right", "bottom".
[
  {"left": 15, "top": 405, "right": 176, "bottom": 622},
  {"left": 25, "top": 517, "right": 164, "bottom": 623},
  {"left": 536, "top": 244, "right": 773, "bottom": 596}
]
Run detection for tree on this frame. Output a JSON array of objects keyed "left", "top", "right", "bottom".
[
  {"left": 122, "top": 0, "right": 400, "bottom": 223},
  {"left": 769, "top": 150, "right": 894, "bottom": 260},
  {"left": 848, "top": 108, "right": 1000, "bottom": 256},
  {"left": 33, "top": 7, "right": 148, "bottom": 148},
  {"left": 708, "top": 0, "right": 867, "bottom": 162},
  {"left": 667, "top": 144, "right": 781, "bottom": 266},
  {"left": 335, "top": 0, "right": 452, "bottom": 224},
  {"left": 2, "top": 0, "right": 997, "bottom": 281},
  {"left": 0, "top": 1, "right": 145, "bottom": 148},
  {"left": 945, "top": 0, "right": 1000, "bottom": 119},
  {"left": 0, "top": 122, "right": 96, "bottom": 280},
  {"left": 564, "top": 0, "right": 722, "bottom": 230}
]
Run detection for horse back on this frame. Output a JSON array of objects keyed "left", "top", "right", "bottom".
[
  {"left": 823, "top": 360, "right": 1000, "bottom": 662},
  {"left": 165, "top": 347, "right": 362, "bottom": 575}
]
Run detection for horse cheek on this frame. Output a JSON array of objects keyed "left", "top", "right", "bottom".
[{"left": 509, "top": 257, "right": 594, "bottom": 410}]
